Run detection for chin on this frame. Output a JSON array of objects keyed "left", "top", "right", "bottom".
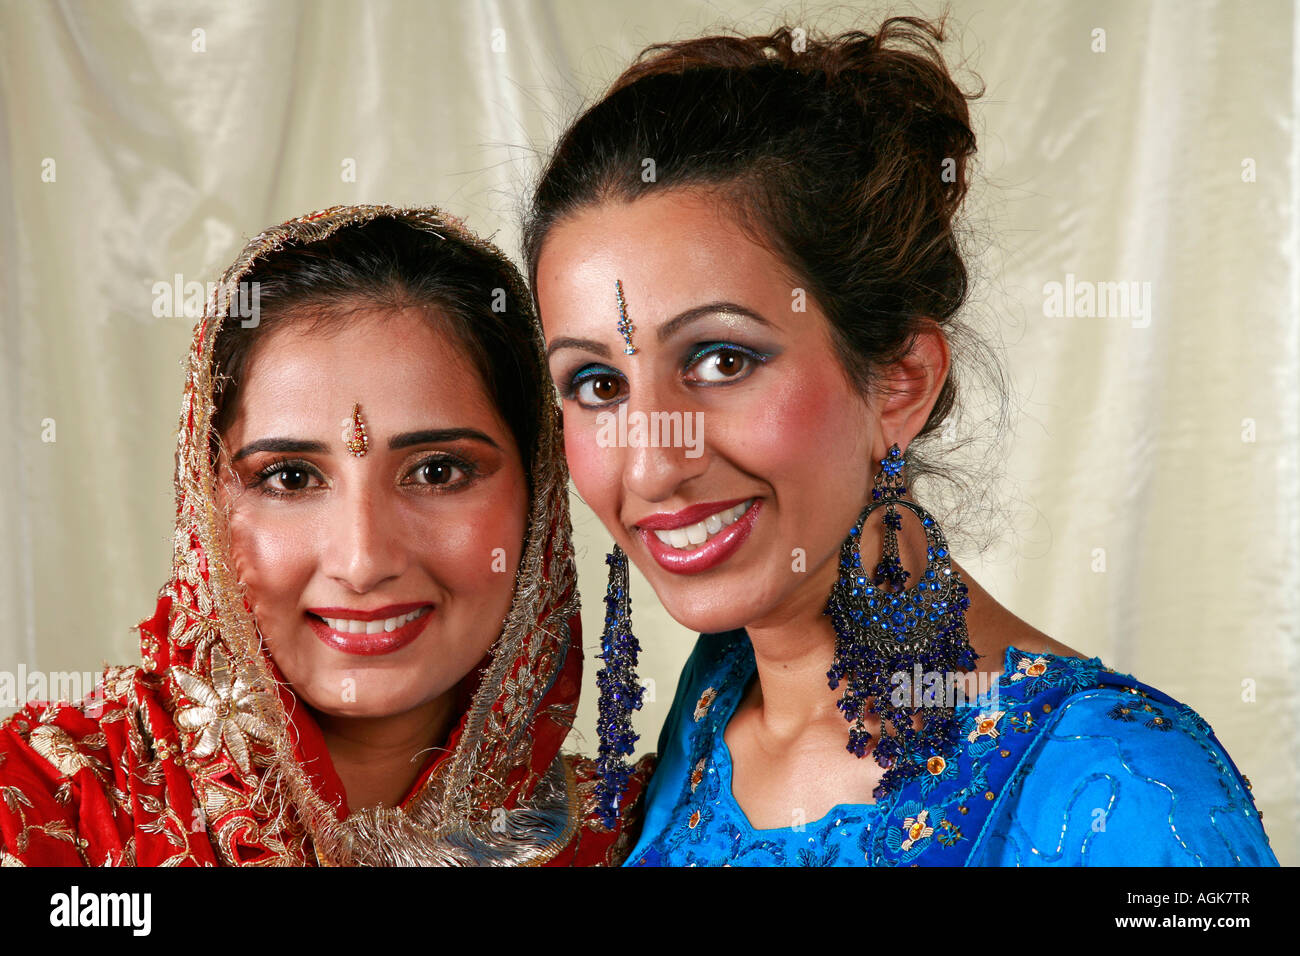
[
  {"left": 291, "top": 671, "right": 430, "bottom": 721},
  {"left": 660, "top": 591, "right": 759, "bottom": 637},
  {"left": 307, "top": 699, "right": 410, "bottom": 720},
  {"left": 658, "top": 568, "right": 822, "bottom": 637},
  {"left": 301, "top": 692, "right": 426, "bottom": 722}
]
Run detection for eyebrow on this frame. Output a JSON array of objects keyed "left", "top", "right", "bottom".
[
  {"left": 387, "top": 428, "right": 499, "bottom": 451},
  {"left": 230, "top": 428, "right": 499, "bottom": 461},
  {"left": 231, "top": 438, "right": 329, "bottom": 462},
  {"left": 545, "top": 301, "right": 772, "bottom": 359}
]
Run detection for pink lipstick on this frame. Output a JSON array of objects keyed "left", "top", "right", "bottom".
[{"left": 636, "top": 497, "right": 762, "bottom": 575}]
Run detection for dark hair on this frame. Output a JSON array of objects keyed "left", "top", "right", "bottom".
[
  {"left": 524, "top": 15, "right": 1013, "bottom": 549},
  {"left": 211, "top": 215, "right": 543, "bottom": 479}
]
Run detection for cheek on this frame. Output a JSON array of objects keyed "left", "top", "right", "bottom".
[
  {"left": 713, "top": 371, "right": 869, "bottom": 484},
  {"left": 414, "top": 481, "right": 530, "bottom": 612},
  {"left": 227, "top": 506, "right": 317, "bottom": 615},
  {"left": 563, "top": 416, "right": 622, "bottom": 510}
]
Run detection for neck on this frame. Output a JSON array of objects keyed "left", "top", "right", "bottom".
[
  {"left": 743, "top": 500, "right": 935, "bottom": 734},
  {"left": 309, "top": 692, "right": 458, "bottom": 811}
]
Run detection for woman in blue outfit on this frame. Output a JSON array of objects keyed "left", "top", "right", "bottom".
[{"left": 524, "top": 16, "right": 1276, "bottom": 866}]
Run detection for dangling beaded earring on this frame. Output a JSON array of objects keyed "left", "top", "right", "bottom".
[
  {"left": 594, "top": 543, "right": 644, "bottom": 828},
  {"left": 824, "top": 442, "right": 977, "bottom": 797}
]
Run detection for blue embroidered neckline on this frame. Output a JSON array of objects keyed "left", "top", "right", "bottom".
[
  {"left": 631, "top": 634, "right": 1114, "bottom": 865},
  {"left": 709, "top": 634, "right": 1035, "bottom": 835}
]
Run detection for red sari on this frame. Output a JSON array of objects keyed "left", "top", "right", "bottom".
[{"left": 0, "top": 205, "right": 651, "bottom": 866}]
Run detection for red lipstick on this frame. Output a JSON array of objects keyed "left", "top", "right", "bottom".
[{"left": 304, "top": 602, "right": 434, "bottom": 656}]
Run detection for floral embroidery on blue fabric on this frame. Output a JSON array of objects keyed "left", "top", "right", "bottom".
[
  {"left": 1106, "top": 700, "right": 1139, "bottom": 722},
  {"left": 693, "top": 688, "right": 718, "bottom": 722},
  {"left": 962, "top": 708, "right": 1007, "bottom": 759},
  {"left": 1005, "top": 649, "right": 1101, "bottom": 698},
  {"left": 890, "top": 802, "right": 938, "bottom": 858},
  {"left": 684, "top": 803, "right": 714, "bottom": 840},
  {"left": 716, "top": 822, "right": 785, "bottom": 865},
  {"left": 1103, "top": 688, "right": 1177, "bottom": 733},
  {"left": 795, "top": 814, "right": 864, "bottom": 867},
  {"left": 936, "top": 817, "right": 965, "bottom": 847},
  {"left": 914, "top": 752, "right": 959, "bottom": 796},
  {"left": 1008, "top": 709, "right": 1036, "bottom": 733},
  {"left": 688, "top": 757, "right": 707, "bottom": 793}
]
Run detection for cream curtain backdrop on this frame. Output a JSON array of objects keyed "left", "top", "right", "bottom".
[{"left": 1, "top": 0, "right": 1295, "bottom": 864}]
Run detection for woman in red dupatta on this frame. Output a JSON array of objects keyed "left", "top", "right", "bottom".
[{"left": 0, "top": 204, "right": 650, "bottom": 865}]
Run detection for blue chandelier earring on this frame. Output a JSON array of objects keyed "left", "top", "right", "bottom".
[
  {"left": 824, "top": 442, "right": 977, "bottom": 797},
  {"left": 594, "top": 543, "right": 644, "bottom": 827}
]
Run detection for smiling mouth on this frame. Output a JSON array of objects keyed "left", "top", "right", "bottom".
[
  {"left": 636, "top": 497, "right": 762, "bottom": 576},
  {"left": 304, "top": 604, "right": 435, "bottom": 656},
  {"left": 646, "top": 499, "right": 754, "bottom": 552},
  {"left": 311, "top": 607, "right": 431, "bottom": 634}
]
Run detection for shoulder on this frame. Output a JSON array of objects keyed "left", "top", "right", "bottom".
[
  {"left": 0, "top": 665, "right": 159, "bottom": 865},
  {"left": 1, "top": 665, "right": 149, "bottom": 766},
  {"left": 976, "top": 649, "right": 1276, "bottom": 865},
  {"left": 999, "top": 646, "right": 1254, "bottom": 797},
  {"left": 620, "top": 631, "right": 750, "bottom": 865}
]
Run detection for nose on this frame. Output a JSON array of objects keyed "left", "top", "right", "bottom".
[
  {"left": 619, "top": 381, "right": 709, "bottom": 504},
  {"left": 320, "top": 481, "right": 407, "bottom": 594}
]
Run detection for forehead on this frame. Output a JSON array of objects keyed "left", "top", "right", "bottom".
[
  {"left": 534, "top": 189, "right": 801, "bottom": 328},
  {"left": 227, "top": 307, "right": 502, "bottom": 436}
]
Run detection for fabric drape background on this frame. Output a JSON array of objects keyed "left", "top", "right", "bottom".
[{"left": 1, "top": 0, "right": 1295, "bottom": 864}]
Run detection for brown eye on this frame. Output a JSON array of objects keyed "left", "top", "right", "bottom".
[
  {"left": 251, "top": 458, "right": 325, "bottom": 498},
  {"left": 420, "top": 461, "right": 455, "bottom": 485},
  {"left": 590, "top": 375, "right": 620, "bottom": 400},
  {"left": 407, "top": 457, "right": 471, "bottom": 488},
  {"left": 686, "top": 344, "right": 767, "bottom": 384},
  {"left": 273, "top": 467, "right": 311, "bottom": 491},
  {"left": 573, "top": 371, "right": 625, "bottom": 407},
  {"left": 711, "top": 351, "right": 744, "bottom": 377}
]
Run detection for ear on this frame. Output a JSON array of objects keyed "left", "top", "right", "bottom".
[{"left": 872, "top": 318, "right": 950, "bottom": 455}]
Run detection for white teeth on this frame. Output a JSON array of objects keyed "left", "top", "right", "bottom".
[
  {"left": 651, "top": 499, "right": 754, "bottom": 552},
  {"left": 320, "top": 608, "right": 428, "bottom": 634}
]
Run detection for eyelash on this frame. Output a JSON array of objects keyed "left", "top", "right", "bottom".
[
  {"left": 250, "top": 454, "right": 479, "bottom": 499},
  {"left": 563, "top": 342, "right": 771, "bottom": 408},
  {"left": 251, "top": 459, "right": 320, "bottom": 498}
]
